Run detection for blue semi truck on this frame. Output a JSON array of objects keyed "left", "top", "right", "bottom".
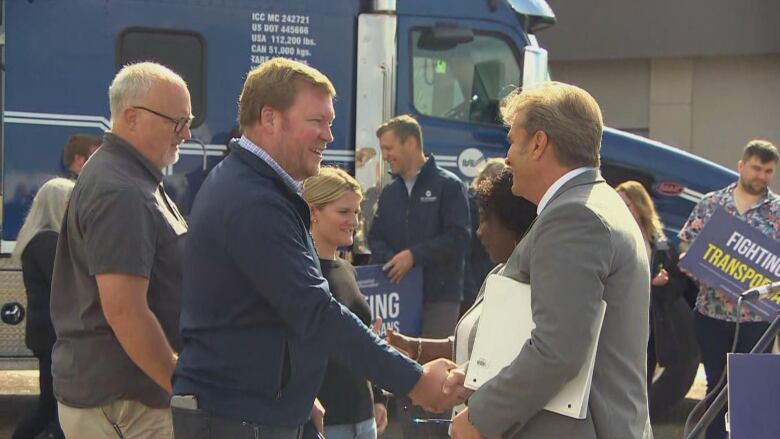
[
  {"left": 0, "top": 0, "right": 737, "bottom": 357},
  {"left": 0, "top": 0, "right": 737, "bottom": 251}
]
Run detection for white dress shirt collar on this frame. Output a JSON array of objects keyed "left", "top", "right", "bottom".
[{"left": 536, "top": 167, "right": 594, "bottom": 215}]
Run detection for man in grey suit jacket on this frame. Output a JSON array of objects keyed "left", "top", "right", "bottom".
[{"left": 450, "top": 82, "right": 652, "bottom": 439}]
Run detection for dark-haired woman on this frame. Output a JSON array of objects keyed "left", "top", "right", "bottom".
[{"left": 386, "top": 166, "right": 537, "bottom": 383}]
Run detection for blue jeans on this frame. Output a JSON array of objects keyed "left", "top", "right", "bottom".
[{"left": 323, "top": 418, "right": 377, "bottom": 439}]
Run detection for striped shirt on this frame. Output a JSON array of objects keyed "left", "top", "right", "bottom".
[{"left": 237, "top": 136, "right": 303, "bottom": 194}]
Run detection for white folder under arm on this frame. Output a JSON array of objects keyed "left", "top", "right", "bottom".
[{"left": 464, "top": 274, "right": 606, "bottom": 419}]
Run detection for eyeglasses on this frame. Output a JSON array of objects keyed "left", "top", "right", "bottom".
[{"left": 133, "top": 106, "right": 194, "bottom": 134}]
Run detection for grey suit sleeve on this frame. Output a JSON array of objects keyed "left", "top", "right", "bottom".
[{"left": 468, "top": 203, "right": 612, "bottom": 438}]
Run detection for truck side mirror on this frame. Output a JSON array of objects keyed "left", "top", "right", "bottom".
[
  {"left": 417, "top": 23, "right": 474, "bottom": 51},
  {"left": 521, "top": 45, "right": 549, "bottom": 88},
  {"left": 1, "top": 302, "right": 25, "bottom": 325}
]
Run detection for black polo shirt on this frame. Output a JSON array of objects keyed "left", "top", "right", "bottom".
[{"left": 50, "top": 132, "right": 187, "bottom": 408}]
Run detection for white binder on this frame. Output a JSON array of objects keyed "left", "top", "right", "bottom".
[{"left": 463, "top": 274, "right": 606, "bottom": 419}]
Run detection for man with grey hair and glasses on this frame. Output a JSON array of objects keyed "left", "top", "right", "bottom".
[{"left": 50, "top": 61, "right": 192, "bottom": 438}]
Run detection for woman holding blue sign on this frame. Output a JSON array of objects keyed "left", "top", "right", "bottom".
[
  {"left": 303, "top": 167, "right": 388, "bottom": 439},
  {"left": 616, "top": 180, "right": 699, "bottom": 419}
]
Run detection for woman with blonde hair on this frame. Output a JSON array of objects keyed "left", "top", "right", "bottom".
[
  {"left": 616, "top": 180, "right": 699, "bottom": 419},
  {"left": 12, "top": 177, "right": 74, "bottom": 439},
  {"left": 302, "top": 167, "right": 387, "bottom": 439},
  {"left": 615, "top": 180, "right": 665, "bottom": 248}
]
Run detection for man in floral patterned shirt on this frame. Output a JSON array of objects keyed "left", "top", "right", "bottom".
[{"left": 679, "top": 139, "right": 779, "bottom": 439}]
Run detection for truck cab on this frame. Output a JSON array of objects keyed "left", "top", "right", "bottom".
[{"left": 354, "top": 0, "right": 736, "bottom": 241}]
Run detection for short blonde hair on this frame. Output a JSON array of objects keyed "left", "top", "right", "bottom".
[
  {"left": 375, "top": 114, "right": 423, "bottom": 149},
  {"left": 239, "top": 58, "right": 336, "bottom": 131},
  {"left": 108, "top": 62, "right": 188, "bottom": 125},
  {"left": 500, "top": 81, "right": 602, "bottom": 168},
  {"left": 302, "top": 167, "right": 363, "bottom": 208},
  {"left": 616, "top": 180, "right": 665, "bottom": 240}
]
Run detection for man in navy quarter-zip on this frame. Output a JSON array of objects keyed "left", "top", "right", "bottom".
[
  {"left": 172, "top": 59, "right": 459, "bottom": 439},
  {"left": 369, "top": 115, "right": 471, "bottom": 340}
]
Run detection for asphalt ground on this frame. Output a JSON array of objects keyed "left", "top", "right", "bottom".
[{"left": 0, "top": 367, "right": 708, "bottom": 439}]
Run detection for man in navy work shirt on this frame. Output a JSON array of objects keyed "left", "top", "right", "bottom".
[
  {"left": 172, "top": 58, "right": 459, "bottom": 439},
  {"left": 369, "top": 115, "right": 471, "bottom": 339}
]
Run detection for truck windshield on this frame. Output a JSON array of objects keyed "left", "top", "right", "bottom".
[{"left": 411, "top": 29, "right": 521, "bottom": 125}]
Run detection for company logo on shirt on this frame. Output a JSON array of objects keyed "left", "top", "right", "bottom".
[{"left": 420, "top": 189, "right": 437, "bottom": 202}]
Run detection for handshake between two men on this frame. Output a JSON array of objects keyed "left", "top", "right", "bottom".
[
  {"left": 367, "top": 318, "right": 472, "bottom": 413},
  {"left": 377, "top": 324, "right": 487, "bottom": 439},
  {"left": 407, "top": 358, "right": 472, "bottom": 413},
  {"left": 404, "top": 358, "right": 486, "bottom": 439}
]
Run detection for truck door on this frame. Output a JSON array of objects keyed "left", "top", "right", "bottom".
[{"left": 395, "top": 17, "right": 526, "bottom": 180}]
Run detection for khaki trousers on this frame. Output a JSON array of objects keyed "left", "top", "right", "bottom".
[{"left": 58, "top": 400, "right": 172, "bottom": 439}]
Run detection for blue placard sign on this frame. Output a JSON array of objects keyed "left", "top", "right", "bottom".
[
  {"left": 678, "top": 208, "right": 780, "bottom": 320},
  {"left": 728, "top": 354, "right": 780, "bottom": 439},
  {"left": 355, "top": 265, "right": 423, "bottom": 337}
]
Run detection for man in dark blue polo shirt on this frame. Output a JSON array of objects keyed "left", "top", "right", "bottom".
[{"left": 172, "top": 58, "right": 459, "bottom": 439}]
